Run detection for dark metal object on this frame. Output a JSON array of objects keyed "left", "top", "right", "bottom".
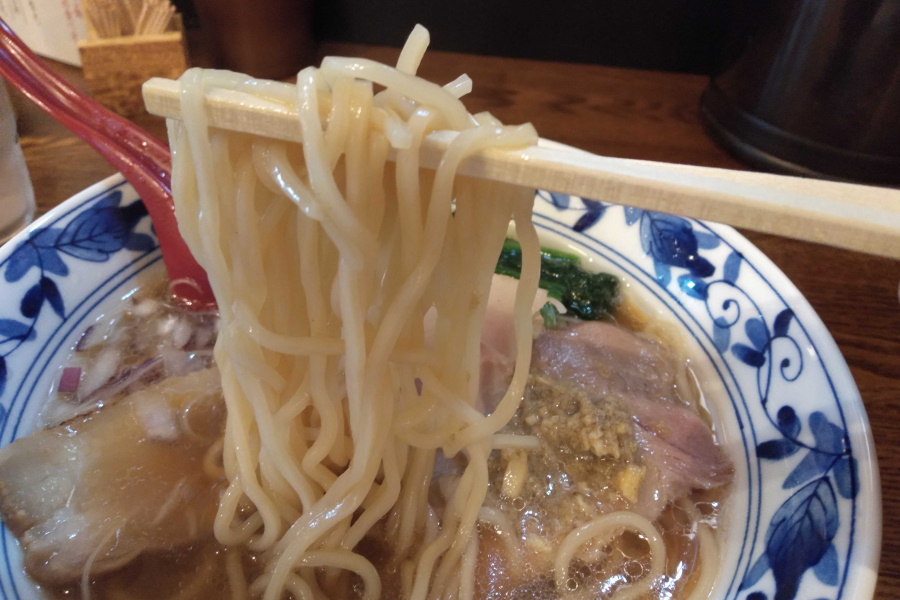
[{"left": 701, "top": 0, "right": 900, "bottom": 185}]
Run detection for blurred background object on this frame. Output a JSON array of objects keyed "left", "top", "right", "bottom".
[
  {"left": 701, "top": 0, "right": 900, "bottom": 185},
  {"left": 312, "top": 0, "right": 735, "bottom": 74},
  {"left": 191, "top": 0, "right": 313, "bottom": 79},
  {"left": 83, "top": 0, "right": 176, "bottom": 39},
  {"left": 78, "top": 0, "right": 187, "bottom": 117},
  {"left": 0, "top": 0, "right": 86, "bottom": 65},
  {"left": 180, "top": 0, "right": 738, "bottom": 77},
  {"left": 0, "top": 78, "right": 34, "bottom": 244},
  {"left": 11, "top": 0, "right": 898, "bottom": 185}
]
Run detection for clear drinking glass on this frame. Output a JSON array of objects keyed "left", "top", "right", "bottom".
[{"left": 0, "top": 78, "right": 34, "bottom": 245}]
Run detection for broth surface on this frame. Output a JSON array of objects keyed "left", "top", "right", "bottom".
[{"left": 14, "top": 275, "right": 730, "bottom": 600}]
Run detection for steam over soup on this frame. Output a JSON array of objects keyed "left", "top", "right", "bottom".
[{"left": 0, "top": 25, "right": 732, "bottom": 600}]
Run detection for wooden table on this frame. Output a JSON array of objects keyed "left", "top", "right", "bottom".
[{"left": 10, "top": 44, "right": 900, "bottom": 599}]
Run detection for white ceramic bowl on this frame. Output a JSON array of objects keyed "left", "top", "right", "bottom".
[{"left": 0, "top": 174, "right": 881, "bottom": 599}]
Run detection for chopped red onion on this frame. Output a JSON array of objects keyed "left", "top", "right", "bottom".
[
  {"left": 161, "top": 347, "right": 198, "bottom": 377},
  {"left": 80, "top": 357, "right": 164, "bottom": 406},
  {"left": 58, "top": 367, "right": 82, "bottom": 393},
  {"left": 131, "top": 298, "right": 161, "bottom": 317},
  {"left": 74, "top": 326, "right": 95, "bottom": 352},
  {"left": 78, "top": 348, "right": 121, "bottom": 399},
  {"left": 189, "top": 321, "right": 216, "bottom": 351},
  {"left": 171, "top": 318, "right": 193, "bottom": 350},
  {"left": 134, "top": 393, "right": 180, "bottom": 442}
]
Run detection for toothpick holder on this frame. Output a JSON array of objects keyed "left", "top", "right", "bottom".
[{"left": 78, "top": 31, "right": 188, "bottom": 118}]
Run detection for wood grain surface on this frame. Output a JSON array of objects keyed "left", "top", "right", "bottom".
[{"left": 9, "top": 44, "right": 900, "bottom": 599}]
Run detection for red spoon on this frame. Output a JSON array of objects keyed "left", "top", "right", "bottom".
[{"left": 0, "top": 18, "right": 215, "bottom": 309}]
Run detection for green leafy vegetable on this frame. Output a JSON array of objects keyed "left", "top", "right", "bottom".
[
  {"left": 539, "top": 302, "right": 560, "bottom": 328},
  {"left": 496, "top": 238, "right": 619, "bottom": 320}
]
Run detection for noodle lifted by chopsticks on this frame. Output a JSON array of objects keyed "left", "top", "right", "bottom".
[{"left": 167, "top": 24, "right": 541, "bottom": 600}]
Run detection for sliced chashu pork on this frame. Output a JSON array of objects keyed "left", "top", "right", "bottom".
[
  {"left": 476, "top": 274, "right": 549, "bottom": 414},
  {"left": 530, "top": 320, "right": 733, "bottom": 519},
  {"left": 473, "top": 317, "right": 733, "bottom": 593},
  {"left": 0, "top": 368, "right": 225, "bottom": 585}
]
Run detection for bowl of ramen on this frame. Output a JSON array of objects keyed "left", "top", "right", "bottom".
[
  {"left": 0, "top": 172, "right": 880, "bottom": 599},
  {"left": 0, "top": 29, "right": 881, "bottom": 600}
]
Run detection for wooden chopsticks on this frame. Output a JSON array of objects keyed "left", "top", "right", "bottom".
[{"left": 143, "top": 77, "right": 900, "bottom": 260}]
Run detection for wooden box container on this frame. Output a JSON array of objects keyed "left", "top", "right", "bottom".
[{"left": 78, "top": 31, "right": 187, "bottom": 117}]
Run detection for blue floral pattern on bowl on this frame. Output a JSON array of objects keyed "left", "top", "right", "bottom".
[
  {"left": 615, "top": 203, "right": 859, "bottom": 600},
  {"left": 535, "top": 189, "right": 877, "bottom": 600},
  {"left": 0, "top": 189, "right": 153, "bottom": 399},
  {"left": 0, "top": 177, "right": 879, "bottom": 599}
]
